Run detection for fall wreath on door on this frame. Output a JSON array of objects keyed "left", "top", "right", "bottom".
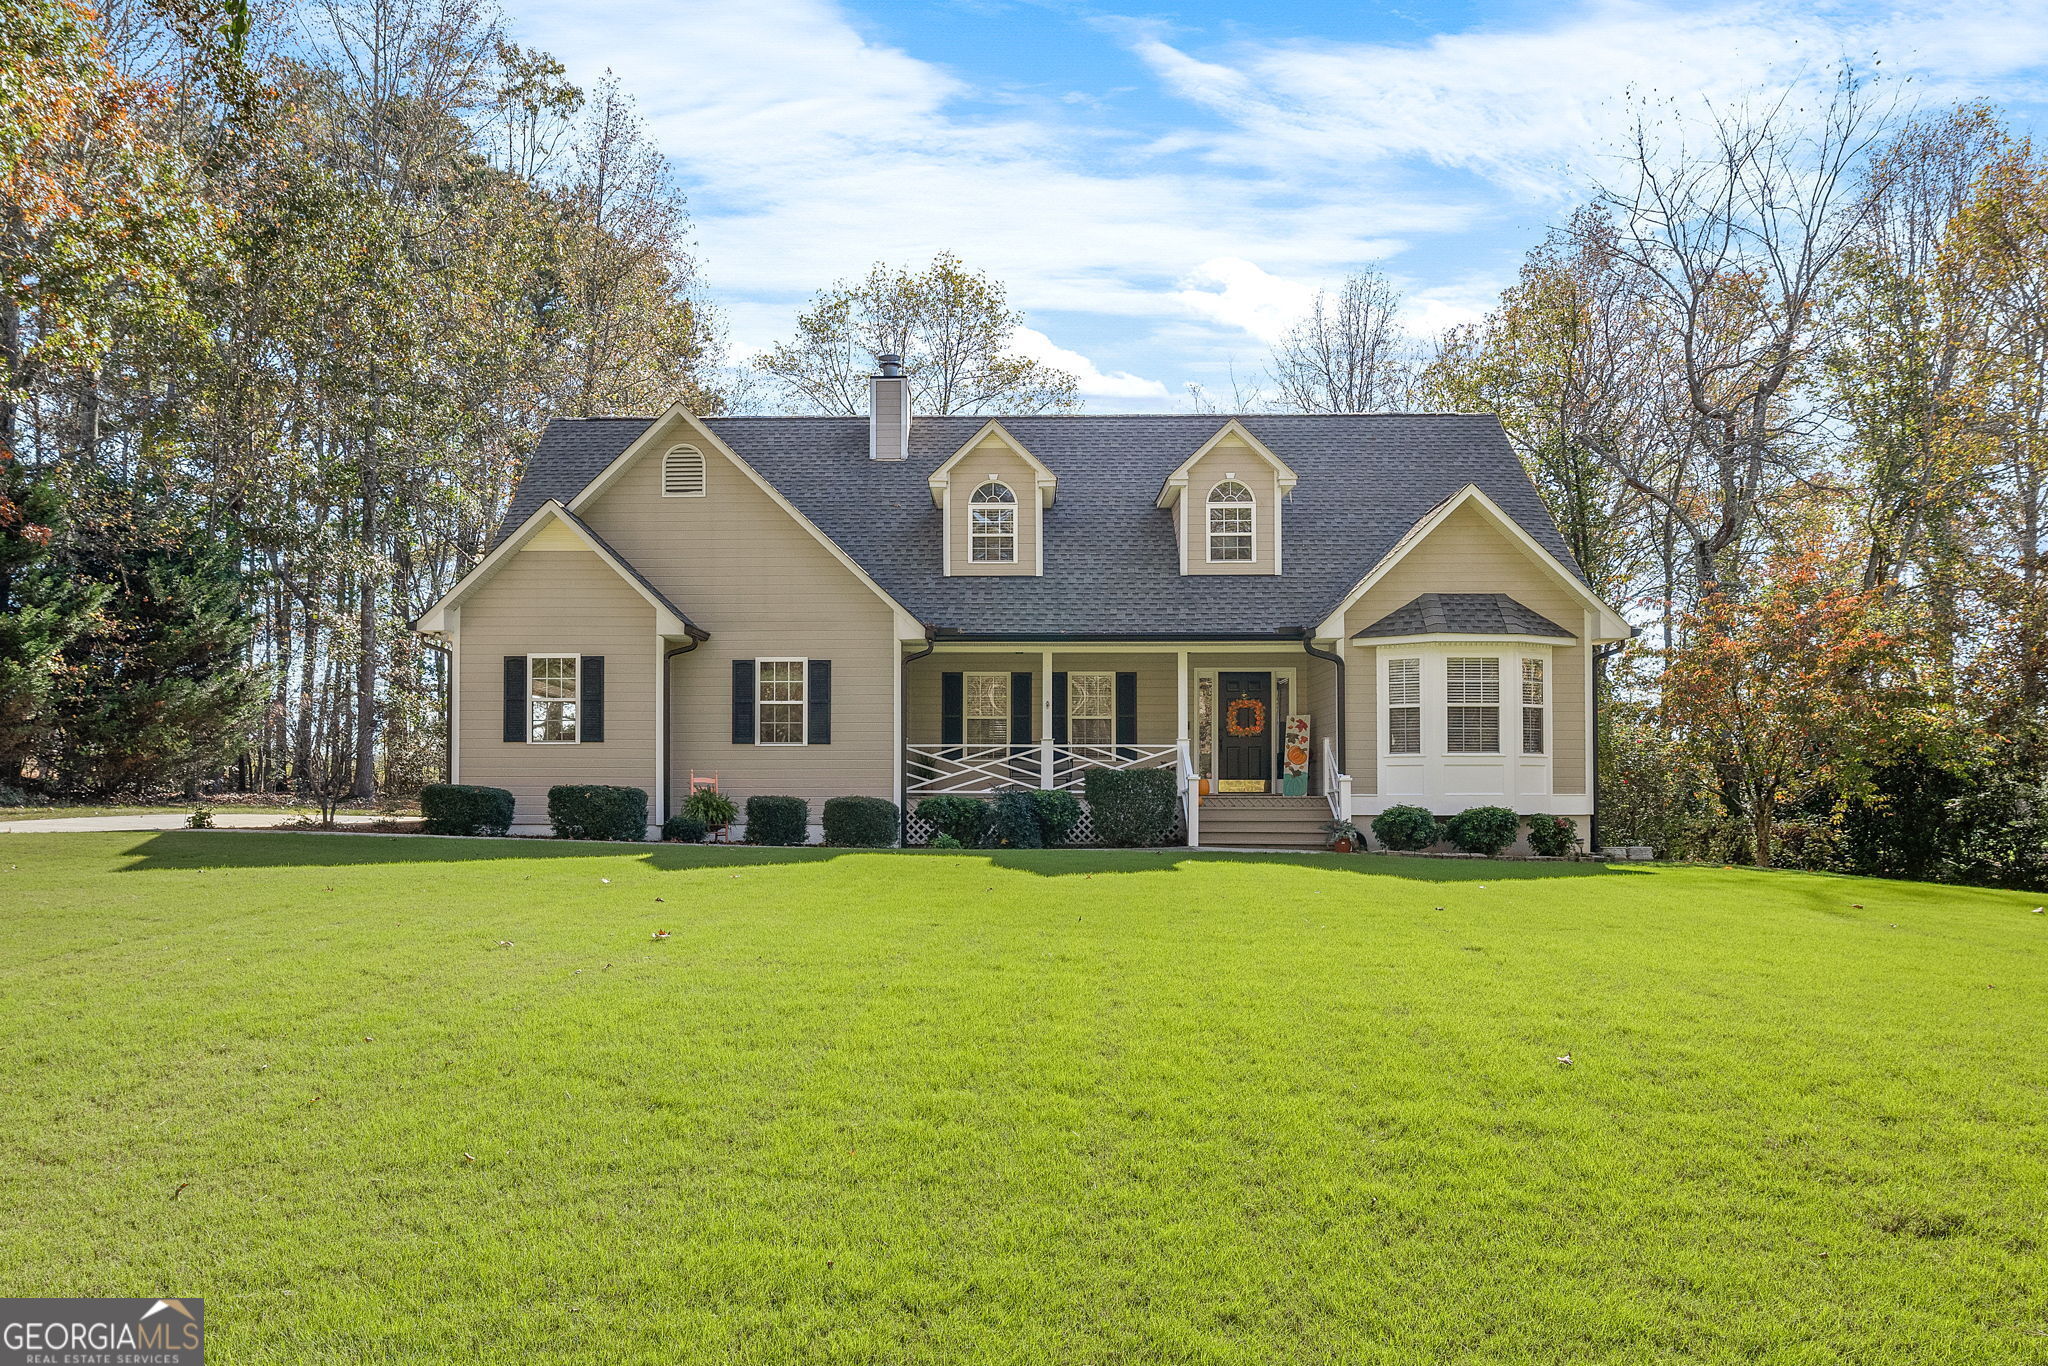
[{"left": 1224, "top": 697, "right": 1267, "bottom": 737}]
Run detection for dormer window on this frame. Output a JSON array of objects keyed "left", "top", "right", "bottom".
[
  {"left": 970, "top": 482, "right": 1017, "bottom": 563},
  {"left": 1207, "top": 481, "right": 1254, "bottom": 563},
  {"left": 662, "top": 444, "right": 706, "bottom": 497}
]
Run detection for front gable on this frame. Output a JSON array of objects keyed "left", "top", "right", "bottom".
[
  {"left": 928, "top": 422, "right": 1054, "bottom": 577},
  {"left": 1155, "top": 420, "right": 1298, "bottom": 577}
]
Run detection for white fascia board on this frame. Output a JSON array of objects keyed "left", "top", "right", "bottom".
[
  {"left": 1155, "top": 419, "right": 1298, "bottom": 508},
  {"left": 1315, "top": 484, "right": 1630, "bottom": 640},
  {"left": 928, "top": 420, "right": 1057, "bottom": 506},
  {"left": 1348, "top": 633, "right": 1576, "bottom": 649}
]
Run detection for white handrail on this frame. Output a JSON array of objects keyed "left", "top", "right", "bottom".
[
  {"left": 1177, "top": 738, "right": 1199, "bottom": 848},
  {"left": 1322, "top": 735, "right": 1352, "bottom": 826}
]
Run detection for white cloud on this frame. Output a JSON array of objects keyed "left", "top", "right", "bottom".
[
  {"left": 1010, "top": 328, "right": 1171, "bottom": 400},
  {"left": 1171, "top": 259, "right": 1317, "bottom": 343}
]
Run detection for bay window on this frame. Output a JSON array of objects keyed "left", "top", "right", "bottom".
[
  {"left": 1521, "top": 658, "right": 1546, "bottom": 755},
  {"left": 1387, "top": 657, "right": 1421, "bottom": 754},
  {"left": 1445, "top": 657, "right": 1501, "bottom": 754}
]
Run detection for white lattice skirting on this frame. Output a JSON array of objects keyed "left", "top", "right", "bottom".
[{"left": 902, "top": 797, "right": 1185, "bottom": 847}]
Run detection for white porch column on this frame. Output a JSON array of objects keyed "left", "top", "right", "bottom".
[
  {"left": 1176, "top": 650, "right": 1190, "bottom": 746},
  {"left": 1039, "top": 648, "right": 1055, "bottom": 788}
]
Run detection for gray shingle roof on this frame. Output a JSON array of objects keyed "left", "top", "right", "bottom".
[
  {"left": 497, "top": 413, "right": 1583, "bottom": 637},
  {"left": 1353, "top": 592, "right": 1573, "bottom": 640}
]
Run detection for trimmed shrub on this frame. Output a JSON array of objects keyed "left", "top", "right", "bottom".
[
  {"left": 548, "top": 785, "right": 647, "bottom": 841},
  {"left": 1525, "top": 813, "right": 1577, "bottom": 857},
  {"left": 1084, "top": 768, "right": 1180, "bottom": 847},
  {"left": 745, "top": 795, "right": 808, "bottom": 846},
  {"left": 662, "top": 813, "right": 708, "bottom": 843},
  {"left": 1372, "top": 804, "right": 1441, "bottom": 852},
  {"left": 916, "top": 795, "right": 992, "bottom": 848},
  {"left": 683, "top": 787, "right": 738, "bottom": 830},
  {"left": 421, "top": 783, "right": 515, "bottom": 837},
  {"left": 824, "top": 796, "right": 899, "bottom": 847},
  {"left": 1446, "top": 805, "right": 1520, "bottom": 856},
  {"left": 1031, "top": 788, "right": 1083, "bottom": 845},
  {"left": 991, "top": 791, "right": 1045, "bottom": 848},
  {"left": 930, "top": 832, "right": 964, "bottom": 850}
]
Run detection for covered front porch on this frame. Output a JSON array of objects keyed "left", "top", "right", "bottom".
[{"left": 901, "top": 642, "right": 1351, "bottom": 846}]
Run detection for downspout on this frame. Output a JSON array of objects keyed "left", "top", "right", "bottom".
[
  {"left": 662, "top": 638, "right": 701, "bottom": 821},
  {"left": 1301, "top": 630, "right": 1346, "bottom": 781},
  {"left": 419, "top": 637, "right": 452, "bottom": 784},
  {"left": 899, "top": 633, "right": 937, "bottom": 841}
]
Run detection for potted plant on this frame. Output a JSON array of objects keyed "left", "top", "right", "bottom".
[
  {"left": 682, "top": 787, "right": 739, "bottom": 841},
  {"left": 1322, "top": 819, "right": 1363, "bottom": 853}
]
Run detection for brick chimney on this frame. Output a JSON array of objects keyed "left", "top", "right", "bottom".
[{"left": 869, "top": 353, "right": 910, "bottom": 461}]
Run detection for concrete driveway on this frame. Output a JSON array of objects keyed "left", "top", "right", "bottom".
[{"left": 0, "top": 813, "right": 385, "bottom": 835}]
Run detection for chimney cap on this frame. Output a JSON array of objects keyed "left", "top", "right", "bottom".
[{"left": 875, "top": 353, "right": 904, "bottom": 378}]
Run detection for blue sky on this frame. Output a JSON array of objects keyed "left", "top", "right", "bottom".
[{"left": 505, "top": 0, "right": 2048, "bottom": 410}]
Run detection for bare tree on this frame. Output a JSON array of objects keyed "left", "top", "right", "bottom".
[
  {"left": 1591, "top": 67, "right": 1895, "bottom": 598},
  {"left": 1267, "top": 267, "right": 1417, "bottom": 413}
]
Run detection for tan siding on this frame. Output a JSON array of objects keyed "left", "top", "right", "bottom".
[
  {"left": 1340, "top": 503, "right": 1587, "bottom": 793},
  {"left": 907, "top": 652, "right": 1182, "bottom": 745},
  {"left": 1182, "top": 440, "right": 1279, "bottom": 576},
  {"left": 455, "top": 546, "right": 656, "bottom": 826},
  {"left": 574, "top": 422, "right": 900, "bottom": 807},
  {"left": 946, "top": 436, "right": 1041, "bottom": 576}
]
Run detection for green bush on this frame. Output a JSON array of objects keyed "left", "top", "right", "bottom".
[
  {"left": 823, "top": 796, "right": 898, "bottom": 847},
  {"left": 930, "top": 832, "right": 964, "bottom": 850},
  {"left": 1525, "top": 814, "right": 1577, "bottom": 857},
  {"left": 683, "top": 788, "right": 738, "bottom": 828},
  {"left": 547, "top": 785, "right": 646, "bottom": 841},
  {"left": 916, "top": 795, "right": 991, "bottom": 847},
  {"left": 1031, "top": 788, "right": 1083, "bottom": 845},
  {"left": 990, "top": 791, "right": 1045, "bottom": 848},
  {"left": 1445, "top": 805, "right": 1520, "bottom": 856},
  {"left": 1372, "top": 805, "right": 1441, "bottom": 852},
  {"left": 745, "top": 795, "right": 808, "bottom": 846},
  {"left": 661, "top": 813, "right": 708, "bottom": 843},
  {"left": 1083, "top": 768, "right": 1180, "bottom": 847},
  {"left": 421, "top": 783, "right": 515, "bottom": 837}
]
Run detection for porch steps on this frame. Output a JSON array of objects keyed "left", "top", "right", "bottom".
[{"left": 1197, "top": 795, "right": 1331, "bottom": 850}]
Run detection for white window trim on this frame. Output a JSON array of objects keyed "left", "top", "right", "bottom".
[
  {"left": 1385, "top": 656, "right": 1422, "bottom": 756},
  {"left": 1521, "top": 656, "right": 1547, "bottom": 756},
  {"left": 529, "top": 653, "right": 580, "bottom": 745},
  {"left": 1191, "top": 666, "right": 1295, "bottom": 777},
  {"left": 1066, "top": 670, "right": 1115, "bottom": 747},
  {"left": 661, "top": 444, "right": 707, "bottom": 497},
  {"left": 1205, "top": 481, "right": 1256, "bottom": 565},
  {"left": 964, "top": 670, "right": 1012, "bottom": 747},
  {"left": 756, "top": 656, "right": 808, "bottom": 746},
  {"left": 969, "top": 482, "right": 1019, "bottom": 565},
  {"left": 1445, "top": 655, "right": 1503, "bottom": 755}
]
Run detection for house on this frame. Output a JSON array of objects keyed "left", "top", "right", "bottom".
[{"left": 414, "top": 356, "right": 1631, "bottom": 848}]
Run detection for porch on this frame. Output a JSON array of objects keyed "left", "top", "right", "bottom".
[{"left": 900, "top": 643, "right": 1353, "bottom": 847}]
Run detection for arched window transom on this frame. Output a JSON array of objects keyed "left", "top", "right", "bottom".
[
  {"left": 970, "top": 481, "right": 1017, "bottom": 563},
  {"left": 662, "top": 444, "right": 706, "bottom": 497},
  {"left": 1206, "top": 480, "right": 1254, "bottom": 563}
]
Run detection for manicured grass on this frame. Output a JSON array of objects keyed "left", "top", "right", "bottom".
[
  {"left": 2, "top": 833, "right": 2044, "bottom": 1363},
  {"left": 0, "top": 803, "right": 313, "bottom": 821}
]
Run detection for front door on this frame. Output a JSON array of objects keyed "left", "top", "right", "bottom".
[{"left": 1218, "top": 671, "right": 1273, "bottom": 792}]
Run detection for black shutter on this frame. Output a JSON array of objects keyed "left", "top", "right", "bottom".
[
  {"left": 731, "top": 659, "right": 756, "bottom": 744},
  {"left": 1115, "top": 671, "right": 1138, "bottom": 758},
  {"left": 1010, "top": 671, "right": 1033, "bottom": 746},
  {"left": 580, "top": 656, "right": 605, "bottom": 743},
  {"left": 503, "top": 656, "right": 527, "bottom": 743},
  {"left": 1051, "top": 672, "right": 1069, "bottom": 744},
  {"left": 807, "top": 659, "right": 832, "bottom": 744},
  {"left": 940, "top": 672, "right": 964, "bottom": 747}
]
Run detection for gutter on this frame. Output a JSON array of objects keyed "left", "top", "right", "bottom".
[{"left": 925, "top": 628, "right": 1307, "bottom": 643}]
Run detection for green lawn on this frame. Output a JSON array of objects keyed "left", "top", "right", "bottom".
[
  {"left": 2, "top": 833, "right": 2044, "bottom": 1363},
  {"left": 0, "top": 803, "right": 313, "bottom": 821}
]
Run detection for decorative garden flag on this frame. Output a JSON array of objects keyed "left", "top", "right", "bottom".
[{"left": 1283, "top": 715, "right": 1310, "bottom": 777}]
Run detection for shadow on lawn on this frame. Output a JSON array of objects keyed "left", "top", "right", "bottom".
[{"left": 116, "top": 829, "right": 1649, "bottom": 883}]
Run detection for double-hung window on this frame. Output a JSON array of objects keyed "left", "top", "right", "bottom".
[
  {"left": 530, "top": 655, "right": 579, "bottom": 743},
  {"left": 966, "top": 673, "right": 1010, "bottom": 747},
  {"left": 1386, "top": 658, "right": 1421, "bottom": 754},
  {"left": 1446, "top": 657, "right": 1501, "bottom": 753},
  {"left": 1521, "top": 659, "right": 1546, "bottom": 755},
  {"left": 757, "top": 658, "right": 807, "bottom": 744},
  {"left": 970, "top": 482, "right": 1017, "bottom": 563},
  {"left": 1206, "top": 481, "right": 1254, "bottom": 562},
  {"left": 1067, "top": 672, "right": 1115, "bottom": 747}
]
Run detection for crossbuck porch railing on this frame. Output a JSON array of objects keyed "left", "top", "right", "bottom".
[
  {"left": 905, "top": 741, "right": 1182, "bottom": 796},
  {"left": 1321, "top": 734, "right": 1353, "bottom": 826}
]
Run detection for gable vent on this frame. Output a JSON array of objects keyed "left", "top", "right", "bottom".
[{"left": 662, "top": 444, "right": 706, "bottom": 497}]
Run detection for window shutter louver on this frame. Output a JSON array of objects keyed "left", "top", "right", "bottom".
[
  {"left": 1010, "top": 671, "right": 1033, "bottom": 747},
  {"left": 1115, "top": 671, "right": 1138, "bottom": 756},
  {"left": 807, "top": 659, "right": 832, "bottom": 744},
  {"left": 940, "top": 672, "right": 964, "bottom": 748},
  {"left": 662, "top": 445, "right": 706, "bottom": 496},
  {"left": 504, "top": 656, "right": 527, "bottom": 743},
  {"left": 731, "top": 659, "right": 756, "bottom": 743},
  {"left": 1051, "top": 672, "right": 1068, "bottom": 743},
  {"left": 581, "top": 656, "right": 605, "bottom": 742}
]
